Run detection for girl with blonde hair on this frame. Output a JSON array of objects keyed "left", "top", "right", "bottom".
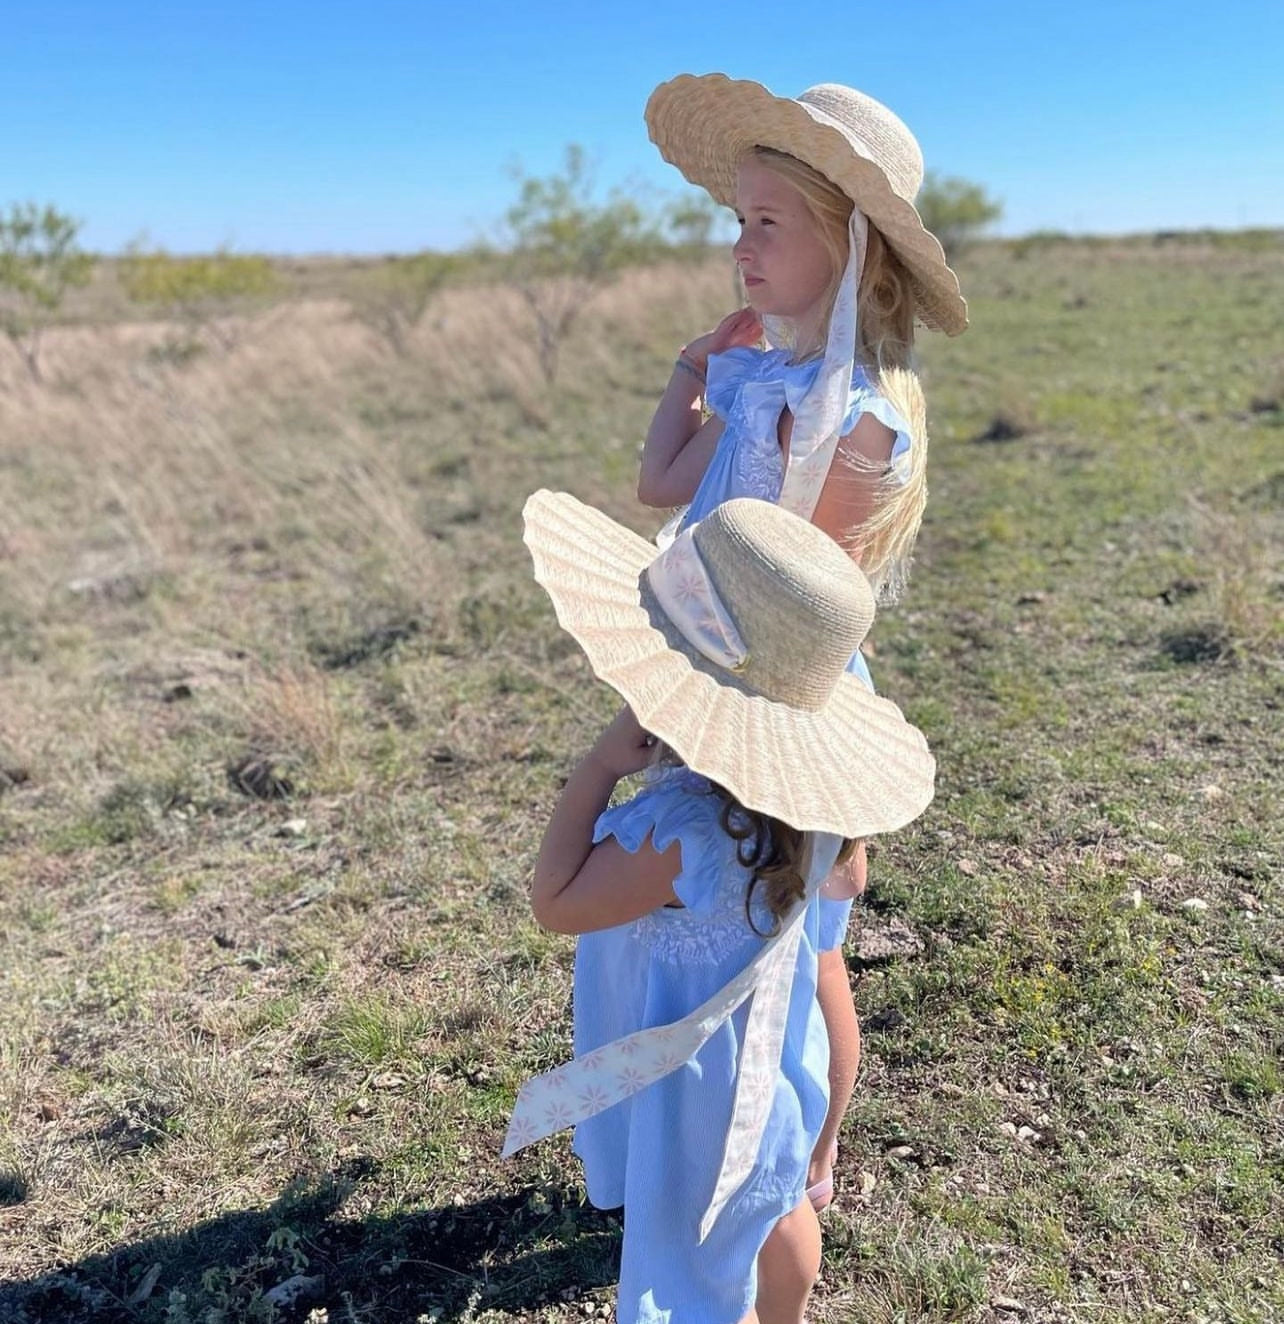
[{"left": 637, "top": 73, "right": 968, "bottom": 1211}]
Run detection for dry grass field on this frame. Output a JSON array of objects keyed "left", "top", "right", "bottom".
[{"left": 1, "top": 235, "right": 1282, "bottom": 1324}]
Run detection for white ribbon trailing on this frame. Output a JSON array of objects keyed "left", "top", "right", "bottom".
[
  {"left": 644, "top": 521, "right": 749, "bottom": 672},
  {"left": 770, "top": 207, "right": 869, "bottom": 521},
  {"left": 503, "top": 832, "right": 843, "bottom": 1241}
]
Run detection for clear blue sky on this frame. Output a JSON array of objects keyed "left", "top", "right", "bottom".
[{"left": 3, "top": 0, "right": 1282, "bottom": 255}]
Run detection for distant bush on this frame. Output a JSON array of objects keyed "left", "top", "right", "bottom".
[
  {"left": 917, "top": 172, "right": 1002, "bottom": 259},
  {"left": 119, "top": 246, "right": 279, "bottom": 353},
  {"left": 502, "top": 145, "right": 665, "bottom": 382},
  {"left": 349, "top": 250, "right": 459, "bottom": 356},
  {"left": 664, "top": 192, "right": 727, "bottom": 255},
  {"left": 0, "top": 202, "right": 94, "bottom": 382}
]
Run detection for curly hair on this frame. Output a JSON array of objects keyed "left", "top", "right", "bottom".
[
  {"left": 712, "top": 788, "right": 855, "bottom": 937},
  {"left": 648, "top": 744, "right": 855, "bottom": 935}
]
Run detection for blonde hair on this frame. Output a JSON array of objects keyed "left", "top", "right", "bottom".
[{"left": 751, "top": 146, "right": 928, "bottom": 600}]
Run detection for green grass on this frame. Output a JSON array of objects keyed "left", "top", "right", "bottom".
[{"left": 1, "top": 235, "right": 1282, "bottom": 1322}]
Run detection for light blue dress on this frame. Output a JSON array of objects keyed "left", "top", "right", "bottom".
[
  {"left": 680, "top": 346, "right": 915, "bottom": 951},
  {"left": 573, "top": 768, "right": 829, "bottom": 1324}
]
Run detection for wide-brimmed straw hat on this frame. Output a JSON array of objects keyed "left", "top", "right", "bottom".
[
  {"left": 646, "top": 73, "right": 967, "bottom": 335},
  {"left": 524, "top": 490, "right": 935, "bottom": 837}
]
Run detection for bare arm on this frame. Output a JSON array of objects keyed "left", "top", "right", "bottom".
[
  {"left": 637, "top": 307, "right": 764, "bottom": 508},
  {"left": 531, "top": 707, "right": 681, "bottom": 935},
  {"left": 787, "top": 410, "right": 897, "bottom": 554},
  {"left": 638, "top": 377, "right": 725, "bottom": 507},
  {"left": 786, "top": 413, "right": 894, "bottom": 907}
]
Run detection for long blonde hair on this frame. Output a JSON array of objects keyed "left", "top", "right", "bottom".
[{"left": 751, "top": 146, "right": 928, "bottom": 600}]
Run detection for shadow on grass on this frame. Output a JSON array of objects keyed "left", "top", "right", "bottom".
[{"left": 0, "top": 1161, "right": 621, "bottom": 1323}]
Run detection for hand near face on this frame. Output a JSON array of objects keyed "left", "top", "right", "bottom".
[
  {"left": 587, "top": 705, "right": 657, "bottom": 780},
  {"left": 683, "top": 307, "right": 764, "bottom": 371}
]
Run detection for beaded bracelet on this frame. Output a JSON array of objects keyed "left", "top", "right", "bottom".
[{"left": 674, "top": 351, "right": 706, "bottom": 385}]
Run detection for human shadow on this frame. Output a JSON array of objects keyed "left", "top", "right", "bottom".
[{"left": 0, "top": 1160, "right": 621, "bottom": 1323}]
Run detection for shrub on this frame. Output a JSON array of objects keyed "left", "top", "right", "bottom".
[
  {"left": 502, "top": 145, "right": 664, "bottom": 382},
  {"left": 119, "top": 245, "right": 279, "bottom": 351},
  {"left": 0, "top": 202, "right": 94, "bottom": 382},
  {"left": 917, "top": 172, "right": 1003, "bottom": 258}
]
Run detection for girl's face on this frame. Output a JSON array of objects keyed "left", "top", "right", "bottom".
[{"left": 733, "top": 158, "right": 835, "bottom": 334}]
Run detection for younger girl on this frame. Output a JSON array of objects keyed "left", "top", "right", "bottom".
[
  {"left": 637, "top": 75, "right": 968, "bottom": 1206},
  {"left": 505, "top": 491, "right": 935, "bottom": 1324}
]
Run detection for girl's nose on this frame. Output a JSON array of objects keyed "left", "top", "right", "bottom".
[{"left": 732, "top": 231, "right": 752, "bottom": 263}]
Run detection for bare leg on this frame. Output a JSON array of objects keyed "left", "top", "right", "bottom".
[
  {"left": 808, "top": 843, "right": 867, "bottom": 1207},
  {"left": 809, "top": 950, "right": 861, "bottom": 1205},
  {"left": 750, "top": 1195, "right": 822, "bottom": 1324}
]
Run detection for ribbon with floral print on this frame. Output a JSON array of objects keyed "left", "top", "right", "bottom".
[
  {"left": 503, "top": 832, "right": 843, "bottom": 1242},
  {"left": 771, "top": 208, "right": 869, "bottom": 521},
  {"left": 644, "top": 521, "right": 748, "bottom": 671}
]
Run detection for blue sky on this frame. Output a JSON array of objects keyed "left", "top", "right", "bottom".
[{"left": 3, "top": 0, "right": 1282, "bottom": 255}]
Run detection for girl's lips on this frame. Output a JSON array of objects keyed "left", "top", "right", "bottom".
[{"left": 742, "top": 275, "right": 764, "bottom": 286}]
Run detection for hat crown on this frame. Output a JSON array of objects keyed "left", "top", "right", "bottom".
[
  {"left": 693, "top": 499, "right": 872, "bottom": 711},
  {"left": 796, "top": 83, "right": 924, "bottom": 203}
]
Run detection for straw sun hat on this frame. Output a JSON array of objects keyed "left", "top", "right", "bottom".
[
  {"left": 524, "top": 490, "right": 935, "bottom": 837},
  {"left": 646, "top": 73, "right": 967, "bottom": 335}
]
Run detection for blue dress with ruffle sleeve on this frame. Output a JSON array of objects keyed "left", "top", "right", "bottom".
[
  {"left": 680, "top": 346, "right": 914, "bottom": 949},
  {"left": 573, "top": 767, "right": 829, "bottom": 1324}
]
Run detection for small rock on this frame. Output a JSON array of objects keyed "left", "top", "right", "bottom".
[
  {"left": 264, "top": 1275, "right": 324, "bottom": 1308},
  {"left": 854, "top": 918, "right": 924, "bottom": 963},
  {"left": 858, "top": 1171, "right": 877, "bottom": 1195},
  {"left": 126, "top": 1264, "right": 163, "bottom": 1306},
  {"left": 957, "top": 858, "right": 978, "bottom": 877},
  {"left": 1161, "top": 852, "right": 1183, "bottom": 869},
  {"left": 997, "top": 1121, "right": 1018, "bottom": 1138},
  {"left": 1016, "top": 591, "right": 1045, "bottom": 605},
  {"left": 992, "top": 1296, "right": 1028, "bottom": 1315},
  {"left": 885, "top": 1144, "right": 916, "bottom": 1160},
  {"left": 1115, "top": 888, "right": 1143, "bottom": 911},
  {"left": 1237, "top": 892, "right": 1261, "bottom": 911},
  {"left": 1199, "top": 784, "right": 1225, "bottom": 802},
  {"left": 276, "top": 818, "right": 308, "bottom": 837},
  {"left": 1182, "top": 897, "right": 1209, "bottom": 913},
  {"left": 1142, "top": 819, "right": 1167, "bottom": 835},
  {"left": 1017, "top": 1125, "right": 1042, "bottom": 1144}
]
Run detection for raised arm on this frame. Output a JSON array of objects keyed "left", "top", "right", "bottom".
[
  {"left": 531, "top": 707, "right": 681, "bottom": 935},
  {"left": 637, "top": 307, "right": 763, "bottom": 508}
]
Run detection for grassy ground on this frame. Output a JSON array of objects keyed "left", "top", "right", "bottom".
[{"left": 1, "top": 236, "right": 1282, "bottom": 1324}]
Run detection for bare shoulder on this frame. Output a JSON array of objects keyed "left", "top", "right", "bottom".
[{"left": 840, "top": 410, "right": 896, "bottom": 465}]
